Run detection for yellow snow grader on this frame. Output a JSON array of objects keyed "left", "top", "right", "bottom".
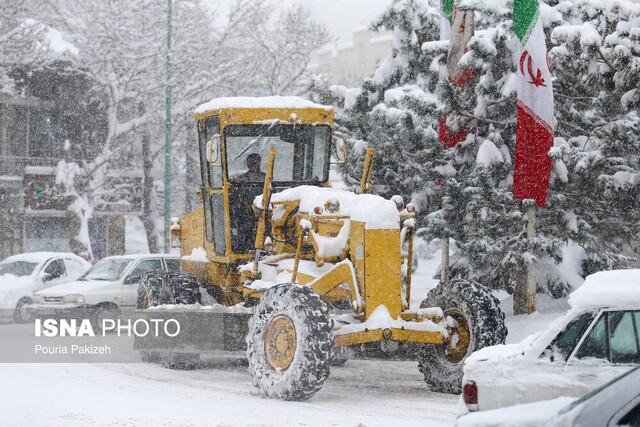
[{"left": 134, "top": 96, "right": 507, "bottom": 400}]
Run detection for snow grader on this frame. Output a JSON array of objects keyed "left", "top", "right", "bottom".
[{"left": 134, "top": 96, "right": 507, "bottom": 400}]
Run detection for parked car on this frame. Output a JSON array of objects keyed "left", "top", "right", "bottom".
[
  {"left": 461, "top": 269, "right": 640, "bottom": 413},
  {"left": 456, "top": 366, "right": 640, "bottom": 427},
  {"left": 0, "top": 252, "right": 90, "bottom": 323},
  {"left": 28, "top": 254, "right": 180, "bottom": 326}
]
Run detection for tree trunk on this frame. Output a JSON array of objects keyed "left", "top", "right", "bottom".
[{"left": 141, "top": 120, "right": 159, "bottom": 253}]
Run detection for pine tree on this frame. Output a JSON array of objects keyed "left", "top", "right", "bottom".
[{"left": 312, "top": 0, "right": 639, "bottom": 297}]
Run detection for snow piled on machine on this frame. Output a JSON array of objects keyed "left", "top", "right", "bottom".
[
  {"left": 195, "top": 96, "right": 333, "bottom": 114},
  {"left": 261, "top": 186, "right": 400, "bottom": 229}
]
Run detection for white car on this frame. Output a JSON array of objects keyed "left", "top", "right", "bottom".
[
  {"left": 29, "top": 254, "right": 180, "bottom": 323},
  {"left": 0, "top": 252, "right": 90, "bottom": 323},
  {"left": 457, "top": 366, "right": 640, "bottom": 427},
  {"left": 461, "top": 269, "right": 640, "bottom": 413}
]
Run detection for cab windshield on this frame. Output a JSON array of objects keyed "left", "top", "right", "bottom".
[
  {"left": 225, "top": 124, "right": 330, "bottom": 183},
  {"left": 0, "top": 261, "right": 39, "bottom": 277},
  {"left": 78, "top": 259, "right": 132, "bottom": 282}
]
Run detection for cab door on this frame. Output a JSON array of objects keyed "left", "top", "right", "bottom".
[{"left": 198, "top": 117, "right": 226, "bottom": 256}]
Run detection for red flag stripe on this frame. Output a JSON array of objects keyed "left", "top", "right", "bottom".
[{"left": 512, "top": 100, "right": 553, "bottom": 207}]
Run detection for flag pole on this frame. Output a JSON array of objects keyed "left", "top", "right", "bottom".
[
  {"left": 525, "top": 204, "right": 537, "bottom": 313},
  {"left": 163, "top": 0, "right": 172, "bottom": 254}
]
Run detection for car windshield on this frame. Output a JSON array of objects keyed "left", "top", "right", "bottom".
[
  {"left": 225, "top": 124, "right": 330, "bottom": 183},
  {"left": 0, "top": 261, "right": 39, "bottom": 277},
  {"left": 78, "top": 259, "right": 132, "bottom": 282}
]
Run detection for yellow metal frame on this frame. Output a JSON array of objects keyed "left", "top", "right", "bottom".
[
  {"left": 335, "top": 328, "right": 445, "bottom": 347},
  {"left": 178, "top": 102, "right": 463, "bottom": 352}
]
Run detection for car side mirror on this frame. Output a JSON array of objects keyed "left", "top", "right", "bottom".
[
  {"left": 331, "top": 132, "right": 347, "bottom": 164},
  {"left": 123, "top": 274, "right": 140, "bottom": 285},
  {"left": 41, "top": 272, "right": 52, "bottom": 282}
]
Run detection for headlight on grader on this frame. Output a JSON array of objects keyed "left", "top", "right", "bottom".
[
  {"left": 324, "top": 197, "right": 340, "bottom": 214},
  {"left": 391, "top": 195, "right": 404, "bottom": 211}
]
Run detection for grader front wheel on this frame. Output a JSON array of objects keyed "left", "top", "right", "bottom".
[
  {"left": 246, "top": 284, "right": 333, "bottom": 401},
  {"left": 417, "top": 279, "right": 507, "bottom": 394}
]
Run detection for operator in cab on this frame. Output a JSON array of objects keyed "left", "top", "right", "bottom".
[{"left": 238, "top": 153, "right": 265, "bottom": 182}]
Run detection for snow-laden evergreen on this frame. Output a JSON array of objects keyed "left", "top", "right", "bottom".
[{"left": 311, "top": 0, "right": 639, "bottom": 296}]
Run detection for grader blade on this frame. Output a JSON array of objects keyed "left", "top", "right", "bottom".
[{"left": 133, "top": 309, "right": 251, "bottom": 353}]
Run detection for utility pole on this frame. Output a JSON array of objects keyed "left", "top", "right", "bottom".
[{"left": 164, "top": 0, "right": 172, "bottom": 253}]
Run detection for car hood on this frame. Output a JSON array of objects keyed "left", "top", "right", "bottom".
[
  {"left": 0, "top": 274, "right": 36, "bottom": 309},
  {"left": 456, "top": 396, "right": 575, "bottom": 427},
  {"left": 36, "top": 279, "right": 119, "bottom": 296}
]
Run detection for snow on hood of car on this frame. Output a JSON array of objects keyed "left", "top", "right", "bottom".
[
  {"left": 568, "top": 269, "right": 640, "bottom": 310},
  {"left": 0, "top": 274, "right": 36, "bottom": 309},
  {"left": 463, "top": 307, "right": 585, "bottom": 370},
  {"left": 456, "top": 396, "right": 575, "bottom": 427},
  {"left": 36, "top": 279, "right": 117, "bottom": 296},
  {"left": 195, "top": 96, "right": 333, "bottom": 114}
]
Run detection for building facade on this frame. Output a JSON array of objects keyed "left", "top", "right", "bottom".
[
  {"left": 311, "top": 28, "right": 393, "bottom": 86},
  {"left": 0, "top": 63, "right": 141, "bottom": 260}
]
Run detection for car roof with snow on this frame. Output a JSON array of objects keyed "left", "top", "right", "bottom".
[
  {"left": 568, "top": 269, "right": 640, "bottom": 310},
  {"left": 1, "top": 252, "right": 87, "bottom": 264},
  {"left": 103, "top": 254, "right": 179, "bottom": 261}
]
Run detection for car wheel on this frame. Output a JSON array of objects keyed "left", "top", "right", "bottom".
[
  {"left": 417, "top": 279, "right": 508, "bottom": 394},
  {"left": 13, "top": 297, "right": 33, "bottom": 323},
  {"left": 91, "top": 304, "right": 121, "bottom": 334}
]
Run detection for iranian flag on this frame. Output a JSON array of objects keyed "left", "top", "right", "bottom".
[
  {"left": 512, "top": 0, "right": 554, "bottom": 207},
  {"left": 438, "top": 0, "right": 474, "bottom": 148}
]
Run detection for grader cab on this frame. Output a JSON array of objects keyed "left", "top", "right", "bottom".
[{"left": 135, "top": 96, "right": 507, "bottom": 400}]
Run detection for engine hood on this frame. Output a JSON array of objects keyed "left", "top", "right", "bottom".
[{"left": 36, "top": 279, "right": 119, "bottom": 297}]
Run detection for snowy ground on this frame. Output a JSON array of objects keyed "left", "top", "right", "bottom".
[{"left": 0, "top": 254, "right": 569, "bottom": 426}]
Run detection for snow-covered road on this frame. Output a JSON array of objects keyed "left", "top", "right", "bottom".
[
  {"left": 0, "top": 254, "right": 564, "bottom": 426},
  {"left": 0, "top": 357, "right": 459, "bottom": 426}
]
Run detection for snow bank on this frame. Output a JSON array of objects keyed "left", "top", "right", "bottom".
[
  {"left": 195, "top": 96, "right": 333, "bottom": 114},
  {"left": 568, "top": 269, "right": 640, "bottom": 309}
]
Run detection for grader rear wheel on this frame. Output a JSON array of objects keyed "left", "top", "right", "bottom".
[
  {"left": 417, "top": 279, "right": 507, "bottom": 394},
  {"left": 246, "top": 284, "right": 333, "bottom": 401}
]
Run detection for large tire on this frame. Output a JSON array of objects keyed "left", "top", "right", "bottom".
[
  {"left": 137, "top": 270, "right": 166, "bottom": 308},
  {"left": 417, "top": 279, "right": 507, "bottom": 394},
  {"left": 246, "top": 284, "right": 333, "bottom": 401},
  {"left": 166, "top": 273, "right": 200, "bottom": 305}
]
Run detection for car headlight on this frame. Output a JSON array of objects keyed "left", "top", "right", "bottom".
[
  {"left": 32, "top": 295, "right": 43, "bottom": 304},
  {"left": 63, "top": 294, "right": 86, "bottom": 304}
]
